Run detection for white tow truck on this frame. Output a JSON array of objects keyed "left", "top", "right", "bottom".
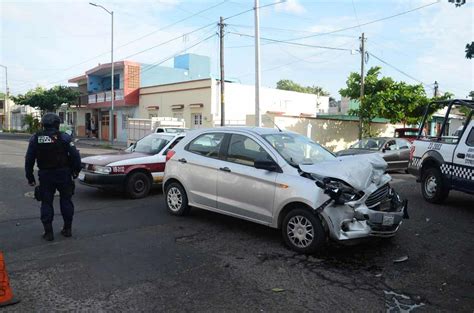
[{"left": 408, "top": 99, "right": 474, "bottom": 203}]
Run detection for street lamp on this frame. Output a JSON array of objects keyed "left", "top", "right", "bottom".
[{"left": 90, "top": 2, "right": 114, "bottom": 144}]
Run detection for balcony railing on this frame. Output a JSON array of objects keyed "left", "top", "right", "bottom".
[{"left": 88, "top": 89, "right": 124, "bottom": 104}]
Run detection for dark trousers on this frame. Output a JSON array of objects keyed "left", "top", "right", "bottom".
[{"left": 38, "top": 168, "right": 74, "bottom": 226}]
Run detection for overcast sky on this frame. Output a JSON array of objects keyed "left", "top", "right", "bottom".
[{"left": 1, "top": 0, "right": 473, "bottom": 99}]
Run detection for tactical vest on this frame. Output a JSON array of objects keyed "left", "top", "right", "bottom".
[{"left": 36, "top": 130, "right": 70, "bottom": 169}]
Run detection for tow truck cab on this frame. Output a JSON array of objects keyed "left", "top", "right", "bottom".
[{"left": 408, "top": 99, "right": 474, "bottom": 203}]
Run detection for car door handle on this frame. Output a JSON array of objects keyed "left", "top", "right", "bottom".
[
  {"left": 178, "top": 158, "right": 187, "bottom": 163},
  {"left": 219, "top": 167, "right": 231, "bottom": 172},
  {"left": 457, "top": 153, "right": 466, "bottom": 159}
]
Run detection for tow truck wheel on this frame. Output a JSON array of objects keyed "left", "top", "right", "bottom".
[
  {"left": 125, "top": 172, "right": 151, "bottom": 199},
  {"left": 282, "top": 209, "right": 326, "bottom": 254},
  {"left": 421, "top": 167, "right": 449, "bottom": 204}
]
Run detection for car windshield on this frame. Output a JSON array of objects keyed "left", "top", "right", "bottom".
[
  {"left": 262, "top": 133, "right": 335, "bottom": 167},
  {"left": 350, "top": 138, "right": 385, "bottom": 150},
  {"left": 132, "top": 133, "right": 172, "bottom": 154}
]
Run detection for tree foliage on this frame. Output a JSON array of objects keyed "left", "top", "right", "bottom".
[
  {"left": 466, "top": 42, "right": 474, "bottom": 59},
  {"left": 276, "top": 79, "right": 330, "bottom": 96},
  {"left": 23, "top": 114, "right": 40, "bottom": 133},
  {"left": 339, "top": 66, "right": 454, "bottom": 136},
  {"left": 11, "top": 86, "right": 79, "bottom": 112}
]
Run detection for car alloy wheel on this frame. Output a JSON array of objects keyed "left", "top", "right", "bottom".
[
  {"left": 287, "top": 215, "right": 314, "bottom": 248},
  {"left": 167, "top": 187, "right": 183, "bottom": 212}
]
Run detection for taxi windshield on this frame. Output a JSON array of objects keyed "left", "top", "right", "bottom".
[{"left": 132, "top": 134, "right": 172, "bottom": 154}]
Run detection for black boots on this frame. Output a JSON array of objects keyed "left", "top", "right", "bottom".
[
  {"left": 42, "top": 223, "right": 54, "bottom": 241},
  {"left": 61, "top": 222, "right": 72, "bottom": 237},
  {"left": 61, "top": 227, "right": 72, "bottom": 237}
]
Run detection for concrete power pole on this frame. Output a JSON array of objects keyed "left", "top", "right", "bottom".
[
  {"left": 434, "top": 81, "right": 439, "bottom": 97},
  {"left": 219, "top": 16, "right": 225, "bottom": 127},
  {"left": 254, "top": 0, "right": 261, "bottom": 127},
  {"left": 358, "top": 32, "right": 365, "bottom": 140}
]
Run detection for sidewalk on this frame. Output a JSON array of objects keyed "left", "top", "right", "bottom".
[{"left": 75, "top": 137, "right": 127, "bottom": 150}]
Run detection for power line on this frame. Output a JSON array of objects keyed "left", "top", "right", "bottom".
[
  {"left": 270, "top": 1, "right": 439, "bottom": 43},
  {"left": 228, "top": 31, "right": 353, "bottom": 52},
  {"left": 368, "top": 52, "right": 433, "bottom": 90},
  {"left": 223, "top": 0, "right": 286, "bottom": 21}
]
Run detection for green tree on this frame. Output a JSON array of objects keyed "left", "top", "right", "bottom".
[
  {"left": 12, "top": 86, "right": 79, "bottom": 112},
  {"left": 466, "top": 42, "right": 474, "bottom": 59},
  {"left": 276, "top": 79, "right": 330, "bottom": 96},
  {"left": 339, "top": 66, "right": 394, "bottom": 137},
  {"left": 23, "top": 114, "right": 40, "bottom": 133},
  {"left": 377, "top": 82, "right": 429, "bottom": 126}
]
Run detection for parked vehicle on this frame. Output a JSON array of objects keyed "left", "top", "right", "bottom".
[
  {"left": 80, "top": 133, "right": 185, "bottom": 199},
  {"left": 394, "top": 128, "right": 420, "bottom": 143},
  {"left": 127, "top": 117, "right": 186, "bottom": 146},
  {"left": 336, "top": 137, "right": 411, "bottom": 171},
  {"left": 408, "top": 99, "right": 474, "bottom": 203},
  {"left": 163, "top": 127, "right": 408, "bottom": 254}
]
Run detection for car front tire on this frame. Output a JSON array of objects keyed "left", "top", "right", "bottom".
[
  {"left": 421, "top": 167, "right": 449, "bottom": 203},
  {"left": 165, "top": 182, "right": 190, "bottom": 216},
  {"left": 282, "top": 209, "right": 326, "bottom": 254},
  {"left": 125, "top": 172, "right": 151, "bottom": 199}
]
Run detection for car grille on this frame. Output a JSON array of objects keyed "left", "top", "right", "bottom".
[{"left": 366, "top": 184, "right": 390, "bottom": 208}]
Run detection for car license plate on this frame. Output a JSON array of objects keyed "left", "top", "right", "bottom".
[
  {"left": 78, "top": 172, "right": 85, "bottom": 181},
  {"left": 382, "top": 215, "right": 394, "bottom": 226}
]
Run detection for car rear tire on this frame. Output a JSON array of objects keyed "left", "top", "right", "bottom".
[
  {"left": 282, "top": 209, "right": 326, "bottom": 254},
  {"left": 421, "top": 167, "right": 449, "bottom": 203},
  {"left": 165, "top": 182, "right": 190, "bottom": 216},
  {"left": 125, "top": 172, "right": 151, "bottom": 199}
]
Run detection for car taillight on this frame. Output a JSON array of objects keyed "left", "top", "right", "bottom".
[
  {"left": 166, "top": 150, "right": 176, "bottom": 162},
  {"left": 409, "top": 146, "right": 415, "bottom": 161}
]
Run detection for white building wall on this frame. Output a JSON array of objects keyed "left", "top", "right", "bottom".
[{"left": 224, "top": 83, "right": 329, "bottom": 123}]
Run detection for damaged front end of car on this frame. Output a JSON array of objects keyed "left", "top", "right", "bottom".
[{"left": 300, "top": 154, "right": 409, "bottom": 242}]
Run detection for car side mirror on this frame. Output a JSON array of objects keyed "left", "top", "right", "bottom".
[{"left": 254, "top": 159, "right": 281, "bottom": 172}]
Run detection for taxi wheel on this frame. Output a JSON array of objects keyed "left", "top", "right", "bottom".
[{"left": 125, "top": 172, "right": 151, "bottom": 199}]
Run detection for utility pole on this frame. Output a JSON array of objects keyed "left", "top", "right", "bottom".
[
  {"left": 358, "top": 32, "right": 365, "bottom": 140},
  {"left": 254, "top": 0, "right": 261, "bottom": 127},
  {"left": 219, "top": 16, "right": 225, "bottom": 126},
  {"left": 110, "top": 10, "right": 115, "bottom": 145},
  {"left": 433, "top": 80, "right": 439, "bottom": 97},
  {"left": 0, "top": 65, "right": 9, "bottom": 130}
]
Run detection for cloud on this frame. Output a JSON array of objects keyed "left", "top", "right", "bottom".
[{"left": 274, "top": 0, "right": 306, "bottom": 15}]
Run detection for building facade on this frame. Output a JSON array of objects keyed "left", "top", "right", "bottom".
[
  {"left": 68, "top": 53, "right": 211, "bottom": 142},
  {"left": 138, "top": 78, "right": 330, "bottom": 129}
]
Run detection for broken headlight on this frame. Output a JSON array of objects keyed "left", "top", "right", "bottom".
[{"left": 315, "top": 176, "right": 363, "bottom": 205}]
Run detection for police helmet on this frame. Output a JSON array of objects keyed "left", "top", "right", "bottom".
[{"left": 41, "top": 113, "right": 61, "bottom": 130}]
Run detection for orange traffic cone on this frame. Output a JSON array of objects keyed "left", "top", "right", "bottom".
[{"left": 0, "top": 252, "right": 20, "bottom": 307}]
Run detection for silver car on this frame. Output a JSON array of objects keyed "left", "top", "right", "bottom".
[{"left": 163, "top": 127, "right": 408, "bottom": 253}]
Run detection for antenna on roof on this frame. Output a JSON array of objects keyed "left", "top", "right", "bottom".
[{"left": 263, "top": 115, "right": 282, "bottom": 132}]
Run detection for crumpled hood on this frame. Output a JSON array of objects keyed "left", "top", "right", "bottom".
[
  {"left": 299, "top": 153, "right": 387, "bottom": 190},
  {"left": 82, "top": 151, "right": 150, "bottom": 166}
]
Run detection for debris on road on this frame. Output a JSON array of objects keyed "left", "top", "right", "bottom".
[
  {"left": 393, "top": 255, "right": 409, "bottom": 263},
  {"left": 271, "top": 288, "right": 285, "bottom": 293}
]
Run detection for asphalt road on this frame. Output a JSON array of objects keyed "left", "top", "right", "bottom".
[{"left": 0, "top": 136, "right": 473, "bottom": 312}]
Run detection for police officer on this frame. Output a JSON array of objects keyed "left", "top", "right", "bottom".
[{"left": 25, "top": 113, "right": 82, "bottom": 241}]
